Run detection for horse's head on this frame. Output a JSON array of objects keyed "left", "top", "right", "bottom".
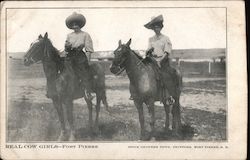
[
  {"left": 110, "top": 39, "right": 131, "bottom": 75},
  {"left": 24, "top": 32, "right": 50, "bottom": 66}
]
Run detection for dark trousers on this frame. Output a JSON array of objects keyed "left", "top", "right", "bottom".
[{"left": 66, "top": 50, "right": 92, "bottom": 92}]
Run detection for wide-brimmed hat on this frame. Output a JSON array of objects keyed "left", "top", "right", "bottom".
[
  {"left": 66, "top": 12, "right": 86, "bottom": 29},
  {"left": 144, "top": 15, "right": 164, "bottom": 29}
]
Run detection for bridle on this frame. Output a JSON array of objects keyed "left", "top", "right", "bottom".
[
  {"left": 112, "top": 46, "right": 145, "bottom": 75},
  {"left": 112, "top": 58, "right": 126, "bottom": 75},
  {"left": 26, "top": 39, "right": 51, "bottom": 64}
]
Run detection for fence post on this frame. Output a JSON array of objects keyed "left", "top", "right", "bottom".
[{"left": 208, "top": 61, "right": 211, "bottom": 74}]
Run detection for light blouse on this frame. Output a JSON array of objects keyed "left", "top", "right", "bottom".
[
  {"left": 148, "top": 34, "right": 172, "bottom": 61},
  {"left": 66, "top": 30, "right": 94, "bottom": 54}
]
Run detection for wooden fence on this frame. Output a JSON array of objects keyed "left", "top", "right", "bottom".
[{"left": 90, "top": 60, "right": 226, "bottom": 76}]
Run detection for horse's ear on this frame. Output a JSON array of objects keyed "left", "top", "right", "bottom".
[
  {"left": 118, "top": 40, "right": 122, "bottom": 46},
  {"left": 38, "top": 34, "right": 43, "bottom": 39},
  {"left": 126, "top": 38, "right": 131, "bottom": 47},
  {"left": 44, "top": 32, "right": 48, "bottom": 39}
]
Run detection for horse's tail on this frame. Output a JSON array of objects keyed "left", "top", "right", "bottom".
[{"left": 176, "top": 69, "right": 183, "bottom": 94}]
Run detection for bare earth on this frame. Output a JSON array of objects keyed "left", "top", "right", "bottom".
[{"left": 7, "top": 69, "right": 226, "bottom": 141}]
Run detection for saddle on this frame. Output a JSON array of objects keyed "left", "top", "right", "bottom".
[{"left": 143, "top": 54, "right": 179, "bottom": 104}]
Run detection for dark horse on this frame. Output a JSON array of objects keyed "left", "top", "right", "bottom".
[
  {"left": 110, "top": 39, "right": 182, "bottom": 140},
  {"left": 24, "top": 33, "right": 109, "bottom": 141}
]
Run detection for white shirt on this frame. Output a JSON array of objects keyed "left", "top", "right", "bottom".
[
  {"left": 148, "top": 34, "right": 172, "bottom": 61},
  {"left": 66, "top": 30, "right": 94, "bottom": 53}
]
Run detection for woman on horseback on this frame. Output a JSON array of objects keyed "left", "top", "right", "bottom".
[
  {"left": 138, "top": 15, "right": 179, "bottom": 103},
  {"left": 64, "top": 12, "right": 94, "bottom": 100},
  {"left": 144, "top": 15, "right": 178, "bottom": 72}
]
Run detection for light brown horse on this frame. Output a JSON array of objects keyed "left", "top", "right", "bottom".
[
  {"left": 24, "top": 33, "right": 109, "bottom": 141},
  {"left": 110, "top": 39, "right": 182, "bottom": 140}
]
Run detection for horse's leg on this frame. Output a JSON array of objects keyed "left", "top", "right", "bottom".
[
  {"left": 94, "top": 93, "right": 101, "bottom": 133},
  {"left": 84, "top": 95, "right": 93, "bottom": 133},
  {"left": 147, "top": 99, "right": 156, "bottom": 140},
  {"left": 172, "top": 96, "right": 181, "bottom": 134},
  {"left": 163, "top": 102, "right": 170, "bottom": 131},
  {"left": 64, "top": 98, "right": 75, "bottom": 141},
  {"left": 134, "top": 100, "right": 145, "bottom": 140},
  {"left": 101, "top": 91, "right": 109, "bottom": 112},
  {"left": 52, "top": 97, "right": 66, "bottom": 141}
]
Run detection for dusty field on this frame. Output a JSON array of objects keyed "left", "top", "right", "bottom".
[{"left": 7, "top": 60, "right": 226, "bottom": 141}]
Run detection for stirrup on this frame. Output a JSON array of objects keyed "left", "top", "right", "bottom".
[
  {"left": 87, "top": 93, "right": 94, "bottom": 100},
  {"left": 129, "top": 96, "right": 134, "bottom": 100},
  {"left": 167, "top": 96, "right": 175, "bottom": 105},
  {"left": 85, "top": 90, "right": 94, "bottom": 100}
]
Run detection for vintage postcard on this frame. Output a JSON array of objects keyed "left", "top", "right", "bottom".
[{"left": 0, "top": 0, "right": 247, "bottom": 159}]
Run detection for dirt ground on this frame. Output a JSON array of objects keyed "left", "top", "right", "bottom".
[{"left": 7, "top": 61, "right": 226, "bottom": 141}]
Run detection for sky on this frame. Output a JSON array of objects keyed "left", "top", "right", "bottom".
[{"left": 7, "top": 8, "right": 226, "bottom": 53}]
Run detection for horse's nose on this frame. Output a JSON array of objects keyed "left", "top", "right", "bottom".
[
  {"left": 109, "top": 64, "right": 116, "bottom": 74},
  {"left": 24, "top": 57, "right": 29, "bottom": 66}
]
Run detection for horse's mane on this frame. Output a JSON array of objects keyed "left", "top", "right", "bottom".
[
  {"left": 131, "top": 50, "right": 144, "bottom": 60},
  {"left": 129, "top": 48, "right": 153, "bottom": 66},
  {"left": 44, "top": 38, "right": 64, "bottom": 71},
  {"left": 45, "top": 38, "right": 60, "bottom": 56}
]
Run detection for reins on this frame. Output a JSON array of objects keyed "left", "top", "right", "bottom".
[{"left": 115, "top": 47, "right": 146, "bottom": 76}]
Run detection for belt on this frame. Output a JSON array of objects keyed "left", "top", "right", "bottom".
[
  {"left": 152, "top": 55, "right": 163, "bottom": 58},
  {"left": 66, "top": 49, "right": 84, "bottom": 57}
]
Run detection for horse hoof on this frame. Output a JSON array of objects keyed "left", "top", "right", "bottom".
[
  {"left": 92, "top": 125, "right": 99, "bottom": 135},
  {"left": 140, "top": 135, "right": 149, "bottom": 141},
  {"left": 69, "top": 134, "right": 76, "bottom": 141},
  {"left": 150, "top": 137, "right": 156, "bottom": 141},
  {"left": 106, "top": 108, "right": 111, "bottom": 114},
  {"left": 57, "top": 131, "right": 66, "bottom": 141},
  {"left": 57, "top": 135, "right": 65, "bottom": 141},
  {"left": 164, "top": 127, "right": 171, "bottom": 132}
]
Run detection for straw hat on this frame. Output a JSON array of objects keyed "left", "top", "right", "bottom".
[
  {"left": 144, "top": 15, "right": 164, "bottom": 29},
  {"left": 65, "top": 12, "right": 86, "bottom": 29}
]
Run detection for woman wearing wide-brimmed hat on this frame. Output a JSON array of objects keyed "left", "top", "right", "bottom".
[
  {"left": 144, "top": 15, "right": 172, "bottom": 66},
  {"left": 130, "top": 15, "right": 179, "bottom": 101},
  {"left": 64, "top": 12, "right": 94, "bottom": 100},
  {"left": 144, "top": 15, "right": 180, "bottom": 101}
]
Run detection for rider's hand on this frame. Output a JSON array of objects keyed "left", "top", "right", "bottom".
[
  {"left": 64, "top": 41, "right": 72, "bottom": 52},
  {"left": 146, "top": 47, "right": 154, "bottom": 57},
  {"left": 76, "top": 44, "right": 84, "bottom": 51}
]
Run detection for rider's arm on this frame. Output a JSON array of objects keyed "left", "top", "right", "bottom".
[
  {"left": 84, "top": 33, "right": 94, "bottom": 61},
  {"left": 164, "top": 37, "right": 172, "bottom": 58},
  {"left": 64, "top": 34, "right": 72, "bottom": 52}
]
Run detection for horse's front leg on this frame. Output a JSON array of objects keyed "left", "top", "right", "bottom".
[
  {"left": 147, "top": 99, "right": 156, "bottom": 140},
  {"left": 64, "top": 97, "right": 75, "bottom": 141},
  {"left": 134, "top": 100, "right": 145, "bottom": 140},
  {"left": 172, "top": 97, "right": 181, "bottom": 134},
  {"left": 163, "top": 102, "right": 170, "bottom": 131},
  {"left": 84, "top": 95, "right": 93, "bottom": 133},
  {"left": 52, "top": 97, "right": 66, "bottom": 141},
  {"left": 94, "top": 93, "right": 101, "bottom": 133}
]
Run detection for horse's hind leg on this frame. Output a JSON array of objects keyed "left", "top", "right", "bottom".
[
  {"left": 134, "top": 100, "right": 145, "bottom": 140},
  {"left": 84, "top": 95, "right": 93, "bottom": 133},
  {"left": 94, "top": 93, "right": 101, "bottom": 133},
  {"left": 101, "top": 91, "right": 109, "bottom": 112},
  {"left": 147, "top": 99, "right": 156, "bottom": 140},
  {"left": 163, "top": 102, "right": 170, "bottom": 131},
  {"left": 52, "top": 97, "right": 66, "bottom": 141},
  {"left": 64, "top": 98, "right": 75, "bottom": 141},
  {"left": 172, "top": 97, "right": 181, "bottom": 134}
]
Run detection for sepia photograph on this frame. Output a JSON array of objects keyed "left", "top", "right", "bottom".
[
  {"left": 6, "top": 7, "right": 227, "bottom": 142},
  {"left": 0, "top": 1, "right": 247, "bottom": 159}
]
